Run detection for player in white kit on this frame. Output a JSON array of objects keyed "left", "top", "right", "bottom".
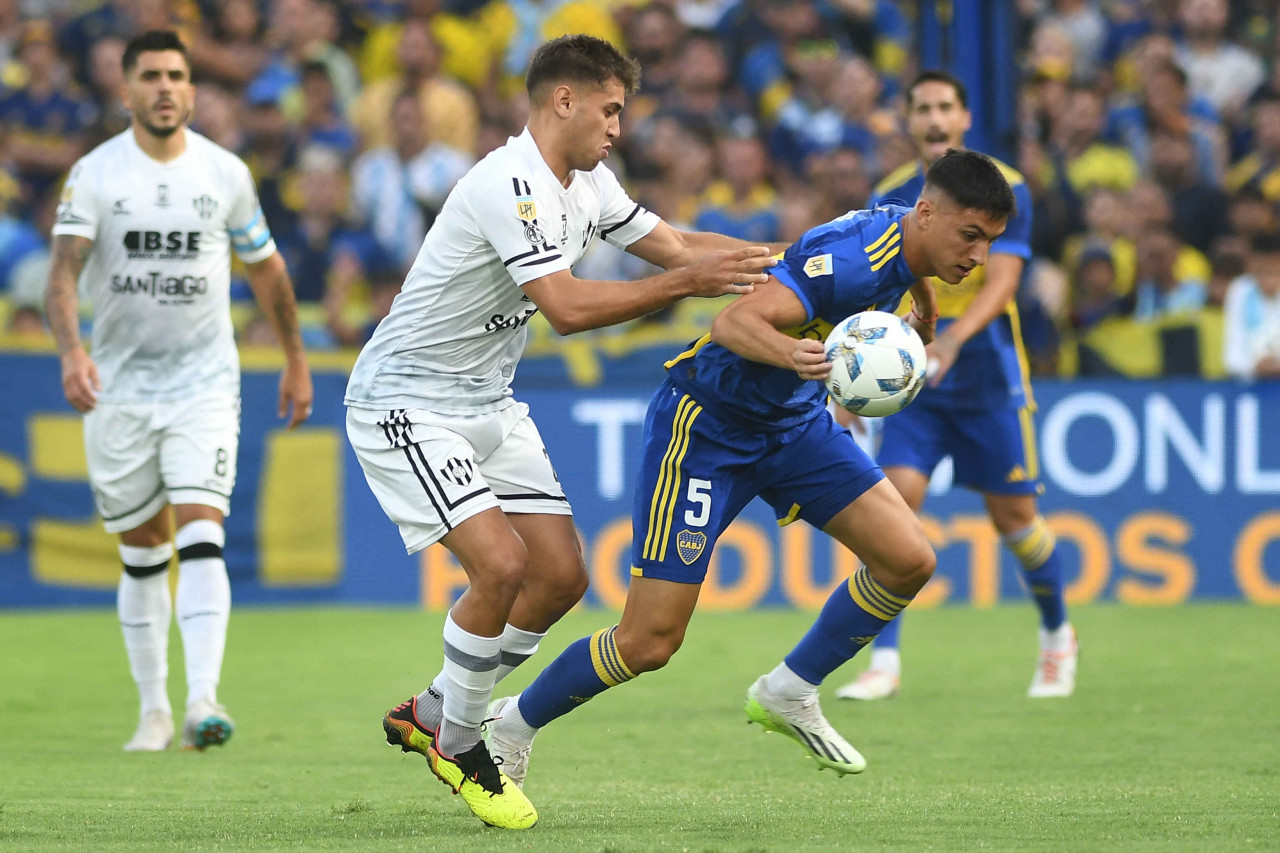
[
  {"left": 348, "top": 35, "right": 779, "bottom": 828},
  {"left": 45, "top": 31, "right": 313, "bottom": 754}
]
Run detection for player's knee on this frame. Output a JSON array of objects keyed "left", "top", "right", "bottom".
[
  {"left": 615, "top": 626, "right": 684, "bottom": 674},
  {"left": 553, "top": 564, "right": 590, "bottom": 610},
  {"left": 882, "top": 537, "right": 935, "bottom": 592},
  {"left": 475, "top": 543, "right": 529, "bottom": 601}
]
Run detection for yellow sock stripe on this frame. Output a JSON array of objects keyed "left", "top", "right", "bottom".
[
  {"left": 1018, "top": 406, "right": 1040, "bottom": 480},
  {"left": 643, "top": 396, "right": 694, "bottom": 560},
  {"left": 864, "top": 222, "right": 899, "bottom": 254},
  {"left": 847, "top": 566, "right": 908, "bottom": 621},
  {"left": 854, "top": 565, "right": 911, "bottom": 614},
  {"left": 600, "top": 626, "right": 636, "bottom": 682},
  {"left": 867, "top": 231, "right": 901, "bottom": 263},
  {"left": 1007, "top": 517, "right": 1056, "bottom": 570},
  {"left": 869, "top": 246, "right": 902, "bottom": 271},
  {"left": 657, "top": 402, "right": 702, "bottom": 560},
  {"left": 588, "top": 627, "right": 628, "bottom": 686}
]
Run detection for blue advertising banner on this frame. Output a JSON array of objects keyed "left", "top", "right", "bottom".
[{"left": 2, "top": 350, "right": 1278, "bottom": 609}]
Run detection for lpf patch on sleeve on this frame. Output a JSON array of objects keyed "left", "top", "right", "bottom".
[
  {"left": 516, "top": 197, "right": 537, "bottom": 222},
  {"left": 804, "top": 254, "right": 833, "bottom": 277}
]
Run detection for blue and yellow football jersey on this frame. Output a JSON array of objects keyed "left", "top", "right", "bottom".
[
  {"left": 871, "top": 157, "right": 1035, "bottom": 410},
  {"left": 663, "top": 205, "right": 918, "bottom": 431}
]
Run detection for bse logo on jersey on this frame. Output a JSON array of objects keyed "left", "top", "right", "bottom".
[{"left": 123, "top": 230, "right": 201, "bottom": 260}]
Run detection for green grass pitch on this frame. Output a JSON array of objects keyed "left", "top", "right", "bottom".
[{"left": 2, "top": 604, "right": 1277, "bottom": 851}]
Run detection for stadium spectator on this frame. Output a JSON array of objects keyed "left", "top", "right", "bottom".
[
  {"left": 769, "top": 54, "right": 885, "bottom": 175},
  {"left": 1149, "top": 126, "right": 1229, "bottom": 254},
  {"left": 475, "top": 0, "right": 623, "bottom": 98},
  {"left": 692, "top": 127, "right": 780, "bottom": 244},
  {"left": 1225, "top": 94, "right": 1280, "bottom": 202},
  {"left": 357, "top": 0, "right": 493, "bottom": 91},
  {"left": 1106, "top": 60, "right": 1223, "bottom": 184},
  {"left": 829, "top": 0, "right": 911, "bottom": 77},
  {"left": 1069, "top": 241, "right": 1128, "bottom": 331},
  {"left": 1222, "top": 232, "right": 1280, "bottom": 380},
  {"left": 297, "top": 60, "right": 357, "bottom": 158},
  {"left": 325, "top": 268, "right": 402, "bottom": 348},
  {"left": 1125, "top": 179, "right": 1213, "bottom": 284},
  {"left": 350, "top": 88, "right": 473, "bottom": 271},
  {"left": 241, "top": 84, "right": 299, "bottom": 235},
  {"left": 273, "top": 144, "right": 387, "bottom": 307},
  {"left": 1175, "top": 0, "right": 1265, "bottom": 123},
  {"left": 0, "top": 22, "right": 93, "bottom": 211},
  {"left": 1225, "top": 185, "right": 1276, "bottom": 243},
  {"left": 1036, "top": 0, "right": 1108, "bottom": 81},
  {"left": 1132, "top": 225, "right": 1209, "bottom": 320},
  {"left": 83, "top": 35, "right": 131, "bottom": 147},
  {"left": 191, "top": 83, "right": 247, "bottom": 154},
  {"left": 663, "top": 29, "right": 748, "bottom": 127},
  {"left": 808, "top": 145, "right": 872, "bottom": 222},
  {"left": 187, "top": 0, "right": 268, "bottom": 89},
  {"left": 350, "top": 18, "right": 478, "bottom": 154},
  {"left": 737, "top": 0, "right": 847, "bottom": 120}
]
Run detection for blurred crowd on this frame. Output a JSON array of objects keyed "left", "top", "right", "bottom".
[{"left": 1, "top": 0, "right": 1280, "bottom": 382}]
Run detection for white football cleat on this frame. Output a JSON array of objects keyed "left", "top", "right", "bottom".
[
  {"left": 1028, "top": 625, "right": 1078, "bottom": 698},
  {"left": 744, "top": 676, "right": 866, "bottom": 774},
  {"left": 485, "top": 696, "right": 534, "bottom": 789},
  {"left": 181, "top": 699, "right": 235, "bottom": 750},
  {"left": 124, "top": 709, "right": 174, "bottom": 752},
  {"left": 835, "top": 669, "right": 900, "bottom": 701}
]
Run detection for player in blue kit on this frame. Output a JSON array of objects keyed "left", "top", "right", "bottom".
[
  {"left": 483, "top": 150, "right": 1015, "bottom": 786},
  {"left": 836, "top": 71, "right": 1078, "bottom": 703}
]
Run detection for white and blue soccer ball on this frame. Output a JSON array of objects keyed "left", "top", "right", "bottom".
[{"left": 823, "top": 310, "right": 928, "bottom": 417}]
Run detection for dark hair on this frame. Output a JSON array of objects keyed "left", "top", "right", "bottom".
[
  {"left": 923, "top": 149, "right": 1016, "bottom": 219},
  {"left": 907, "top": 70, "right": 967, "bottom": 109},
  {"left": 526, "top": 35, "right": 641, "bottom": 102},
  {"left": 122, "top": 30, "right": 188, "bottom": 75},
  {"left": 1250, "top": 231, "right": 1280, "bottom": 255}
]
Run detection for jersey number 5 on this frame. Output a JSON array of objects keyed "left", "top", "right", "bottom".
[{"left": 684, "top": 478, "right": 712, "bottom": 527}]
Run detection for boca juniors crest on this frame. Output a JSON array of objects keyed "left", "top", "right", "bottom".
[{"left": 676, "top": 530, "right": 706, "bottom": 565}]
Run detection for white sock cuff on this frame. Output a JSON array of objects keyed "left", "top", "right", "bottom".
[
  {"left": 501, "top": 623, "right": 545, "bottom": 655},
  {"left": 119, "top": 542, "right": 174, "bottom": 568},
  {"left": 175, "top": 519, "right": 225, "bottom": 550},
  {"left": 443, "top": 612, "right": 502, "bottom": 657}
]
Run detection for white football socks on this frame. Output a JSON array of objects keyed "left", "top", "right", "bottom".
[
  {"left": 175, "top": 520, "right": 230, "bottom": 709},
  {"left": 118, "top": 543, "right": 174, "bottom": 716}
]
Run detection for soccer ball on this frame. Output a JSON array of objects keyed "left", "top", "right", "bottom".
[{"left": 823, "top": 311, "right": 927, "bottom": 417}]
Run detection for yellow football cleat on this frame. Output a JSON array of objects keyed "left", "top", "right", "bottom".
[
  {"left": 427, "top": 740, "right": 538, "bottom": 830},
  {"left": 382, "top": 696, "right": 436, "bottom": 757}
]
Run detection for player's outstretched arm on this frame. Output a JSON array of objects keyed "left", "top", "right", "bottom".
[
  {"left": 709, "top": 278, "right": 830, "bottom": 380},
  {"left": 522, "top": 247, "right": 775, "bottom": 336},
  {"left": 625, "top": 221, "right": 789, "bottom": 270},
  {"left": 245, "top": 251, "right": 313, "bottom": 428},
  {"left": 47, "top": 235, "right": 100, "bottom": 413},
  {"left": 926, "top": 253, "right": 1023, "bottom": 386}
]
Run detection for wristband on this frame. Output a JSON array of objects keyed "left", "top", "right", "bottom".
[{"left": 911, "top": 306, "right": 938, "bottom": 324}]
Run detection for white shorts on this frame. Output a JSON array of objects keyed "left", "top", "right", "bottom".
[
  {"left": 346, "top": 402, "right": 571, "bottom": 554},
  {"left": 83, "top": 393, "right": 240, "bottom": 533}
]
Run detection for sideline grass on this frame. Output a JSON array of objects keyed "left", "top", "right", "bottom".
[{"left": 2, "top": 604, "right": 1277, "bottom": 851}]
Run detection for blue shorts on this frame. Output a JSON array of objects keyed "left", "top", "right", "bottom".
[
  {"left": 631, "top": 379, "right": 884, "bottom": 584},
  {"left": 876, "top": 400, "right": 1043, "bottom": 496}
]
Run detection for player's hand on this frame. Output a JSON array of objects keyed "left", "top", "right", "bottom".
[
  {"left": 279, "top": 360, "right": 314, "bottom": 429},
  {"left": 925, "top": 332, "right": 961, "bottom": 387},
  {"left": 685, "top": 247, "right": 776, "bottom": 297},
  {"left": 60, "top": 348, "right": 100, "bottom": 412},
  {"left": 791, "top": 338, "right": 831, "bottom": 381}
]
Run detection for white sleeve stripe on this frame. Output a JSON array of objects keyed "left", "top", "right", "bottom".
[{"left": 232, "top": 219, "right": 272, "bottom": 251}]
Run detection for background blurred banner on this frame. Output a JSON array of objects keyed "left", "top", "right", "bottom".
[{"left": 2, "top": 351, "right": 1279, "bottom": 609}]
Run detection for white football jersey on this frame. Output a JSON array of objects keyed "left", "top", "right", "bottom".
[
  {"left": 53, "top": 129, "right": 275, "bottom": 403},
  {"left": 345, "top": 128, "right": 659, "bottom": 414}
]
